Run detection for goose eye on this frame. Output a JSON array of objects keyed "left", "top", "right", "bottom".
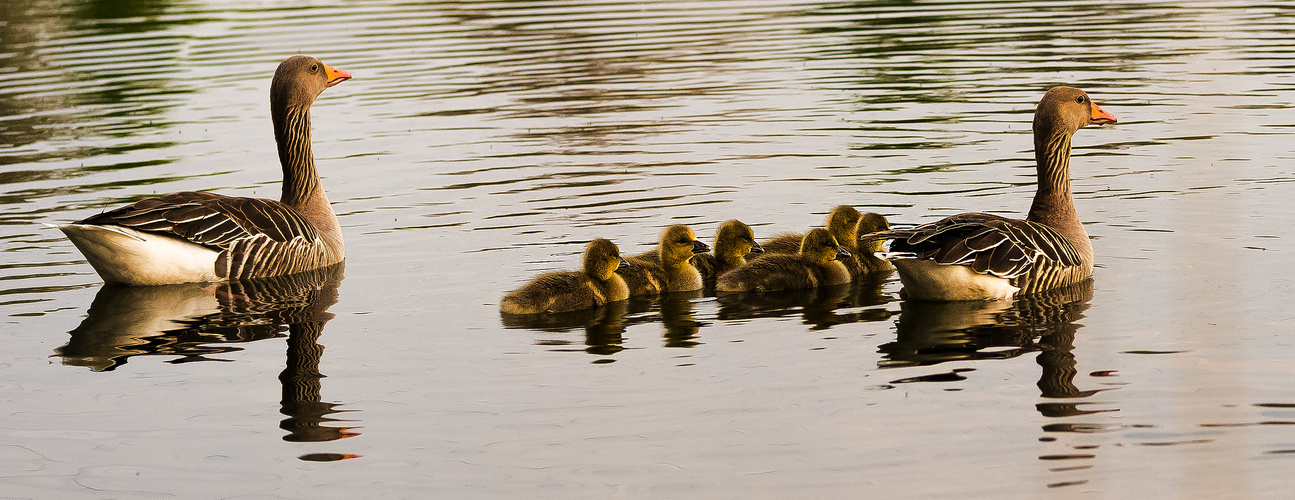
[
  {"left": 311, "top": 64, "right": 319, "bottom": 72},
  {"left": 1076, "top": 96, "right": 1086, "bottom": 104}
]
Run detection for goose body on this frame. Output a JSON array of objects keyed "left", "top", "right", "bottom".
[
  {"left": 500, "top": 238, "right": 629, "bottom": 315},
  {"left": 619, "top": 224, "right": 710, "bottom": 295},
  {"left": 56, "top": 56, "right": 351, "bottom": 286},
  {"left": 862, "top": 87, "right": 1116, "bottom": 301},
  {"left": 717, "top": 228, "right": 851, "bottom": 292}
]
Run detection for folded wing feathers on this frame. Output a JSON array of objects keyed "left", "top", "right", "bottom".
[
  {"left": 866, "top": 212, "right": 1081, "bottom": 279},
  {"left": 78, "top": 191, "right": 327, "bottom": 280}
]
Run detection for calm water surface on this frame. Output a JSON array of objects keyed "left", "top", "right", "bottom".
[{"left": 5, "top": 0, "right": 1295, "bottom": 497}]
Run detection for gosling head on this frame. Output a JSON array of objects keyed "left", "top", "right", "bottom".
[
  {"left": 583, "top": 238, "right": 625, "bottom": 281},
  {"left": 658, "top": 224, "right": 709, "bottom": 266},
  {"left": 800, "top": 227, "right": 852, "bottom": 265},
  {"left": 825, "top": 205, "right": 864, "bottom": 249},
  {"left": 714, "top": 219, "right": 762, "bottom": 264},
  {"left": 855, "top": 212, "right": 891, "bottom": 254}
]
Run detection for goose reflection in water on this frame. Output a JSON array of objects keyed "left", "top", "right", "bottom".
[
  {"left": 54, "top": 264, "right": 359, "bottom": 459},
  {"left": 880, "top": 280, "right": 1108, "bottom": 417}
]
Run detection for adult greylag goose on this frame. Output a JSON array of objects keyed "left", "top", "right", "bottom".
[
  {"left": 618, "top": 224, "right": 710, "bottom": 295},
  {"left": 55, "top": 55, "right": 351, "bottom": 286},
  {"left": 500, "top": 238, "right": 630, "bottom": 315},
  {"left": 716, "top": 227, "right": 851, "bottom": 292},
  {"left": 860, "top": 86, "right": 1116, "bottom": 301},
  {"left": 689, "top": 219, "right": 763, "bottom": 280}
]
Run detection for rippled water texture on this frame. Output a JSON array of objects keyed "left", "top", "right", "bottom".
[{"left": 6, "top": 0, "right": 1295, "bottom": 497}]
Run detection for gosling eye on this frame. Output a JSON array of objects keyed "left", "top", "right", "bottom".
[{"left": 1076, "top": 96, "right": 1086, "bottom": 104}]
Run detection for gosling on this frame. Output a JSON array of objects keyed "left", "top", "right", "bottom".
[
  {"left": 500, "top": 238, "right": 629, "bottom": 315},
  {"left": 691, "top": 220, "right": 764, "bottom": 280},
  {"left": 852, "top": 211, "right": 895, "bottom": 274},
  {"left": 619, "top": 224, "right": 710, "bottom": 295},
  {"left": 760, "top": 205, "right": 893, "bottom": 276},
  {"left": 717, "top": 227, "right": 852, "bottom": 292}
]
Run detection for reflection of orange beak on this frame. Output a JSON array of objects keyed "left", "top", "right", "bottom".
[
  {"left": 324, "top": 64, "right": 351, "bottom": 87},
  {"left": 1090, "top": 102, "right": 1117, "bottom": 125}
]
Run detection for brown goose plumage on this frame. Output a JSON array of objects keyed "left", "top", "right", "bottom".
[
  {"left": 56, "top": 56, "right": 351, "bottom": 285},
  {"left": 716, "top": 227, "right": 852, "bottom": 292},
  {"left": 860, "top": 86, "right": 1116, "bottom": 301}
]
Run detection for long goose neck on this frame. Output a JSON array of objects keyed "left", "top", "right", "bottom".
[
  {"left": 274, "top": 104, "right": 323, "bottom": 210},
  {"left": 1027, "top": 130, "right": 1091, "bottom": 258}
]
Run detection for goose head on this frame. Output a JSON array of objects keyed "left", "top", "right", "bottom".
[
  {"left": 583, "top": 238, "right": 625, "bottom": 282},
  {"left": 800, "top": 227, "right": 851, "bottom": 265},
  {"left": 658, "top": 224, "right": 709, "bottom": 266},
  {"left": 271, "top": 55, "right": 352, "bottom": 111},
  {"left": 1034, "top": 86, "right": 1116, "bottom": 139}
]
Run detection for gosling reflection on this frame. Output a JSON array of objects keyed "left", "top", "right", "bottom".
[
  {"left": 655, "top": 290, "right": 704, "bottom": 348},
  {"left": 56, "top": 265, "right": 359, "bottom": 449},
  {"left": 502, "top": 299, "right": 629, "bottom": 356},
  {"left": 715, "top": 271, "right": 894, "bottom": 330},
  {"left": 503, "top": 291, "right": 707, "bottom": 354},
  {"left": 881, "top": 281, "right": 1099, "bottom": 415}
]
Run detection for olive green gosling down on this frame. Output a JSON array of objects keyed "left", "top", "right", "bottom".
[
  {"left": 690, "top": 219, "right": 764, "bottom": 280},
  {"left": 853, "top": 211, "right": 895, "bottom": 274},
  {"left": 717, "top": 227, "right": 852, "bottom": 292},
  {"left": 759, "top": 205, "right": 862, "bottom": 255},
  {"left": 619, "top": 224, "right": 710, "bottom": 295},
  {"left": 56, "top": 56, "right": 352, "bottom": 285},
  {"left": 759, "top": 205, "right": 891, "bottom": 277},
  {"left": 500, "top": 238, "right": 630, "bottom": 315},
  {"left": 861, "top": 86, "right": 1117, "bottom": 301}
]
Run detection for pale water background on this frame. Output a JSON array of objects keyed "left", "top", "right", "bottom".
[{"left": 5, "top": 0, "right": 1295, "bottom": 497}]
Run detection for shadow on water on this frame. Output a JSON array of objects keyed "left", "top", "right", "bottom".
[
  {"left": 54, "top": 264, "right": 360, "bottom": 461},
  {"left": 879, "top": 281, "right": 1105, "bottom": 416}
]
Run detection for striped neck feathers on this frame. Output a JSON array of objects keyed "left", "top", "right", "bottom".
[
  {"left": 273, "top": 104, "right": 322, "bottom": 210},
  {"left": 1028, "top": 130, "right": 1091, "bottom": 258}
]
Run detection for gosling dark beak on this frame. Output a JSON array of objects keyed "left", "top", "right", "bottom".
[
  {"left": 692, "top": 240, "right": 710, "bottom": 254},
  {"left": 617, "top": 258, "right": 630, "bottom": 270},
  {"left": 835, "top": 246, "right": 852, "bottom": 261},
  {"left": 748, "top": 241, "right": 765, "bottom": 254}
]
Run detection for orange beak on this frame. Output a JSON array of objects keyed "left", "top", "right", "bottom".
[
  {"left": 324, "top": 63, "right": 351, "bottom": 88},
  {"left": 1090, "top": 102, "right": 1117, "bottom": 125}
]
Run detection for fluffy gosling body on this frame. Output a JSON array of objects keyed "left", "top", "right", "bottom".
[
  {"left": 717, "top": 228, "right": 852, "bottom": 292},
  {"left": 619, "top": 224, "right": 710, "bottom": 295},
  {"left": 691, "top": 220, "right": 764, "bottom": 280},
  {"left": 500, "top": 238, "right": 628, "bottom": 315}
]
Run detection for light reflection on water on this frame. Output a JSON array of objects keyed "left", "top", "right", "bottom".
[{"left": 5, "top": 0, "right": 1295, "bottom": 496}]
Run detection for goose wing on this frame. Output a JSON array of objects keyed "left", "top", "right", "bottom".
[
  {"left": 78, "top": 191, "right": 325, "bottom": 278},
  {"left": 861, "top": 212, "right": 1082, "bottom": 279}
]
